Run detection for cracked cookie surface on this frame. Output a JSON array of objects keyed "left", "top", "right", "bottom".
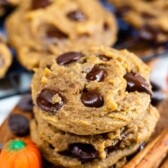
[{"left": 32, "top": 46, "right": 155, "bottom": 135}]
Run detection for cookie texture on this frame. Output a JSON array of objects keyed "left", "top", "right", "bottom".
[
  {"left": 6, "top": 0, "right": 117, "bottom": 70},
  {"left": 31, "top": 119, "right": 139, "bottom": 168},
  {"left": 110, "top": 0, "right": 168, "bottom": 43},
  {"left": 0, "top": 35, "right": 12, "bottom": 78},
  {"left": 30, "top": 105, "right": 158, "bottom": 168},
  {"left": 31, "top": 46, "right": 159, "bottom": 167},
  {"left": 32, "top": 46, "right": 153, "bottom": 135}
]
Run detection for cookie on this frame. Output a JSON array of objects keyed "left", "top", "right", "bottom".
[
  {"left": 0, "top": 36, "right": 12, "bottom": 78},
  {"left": 6, "top": 0, "right": 118, "bottom": 70},
  {"left": 110, "top": 0, "right": 168, "bottom": 43},
  {"left": 30, "top": 105, "right": 158, "bottom": 167},
  {"left": 31, "top": 119, "right": 140, "bottom": 168},
  {"left": 32, "top": 46, "right": 154, "bottom": 135}
]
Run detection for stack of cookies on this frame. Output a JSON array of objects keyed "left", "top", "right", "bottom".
[{"left": 31, "top": 46, "right": 159, "bottom": 168}]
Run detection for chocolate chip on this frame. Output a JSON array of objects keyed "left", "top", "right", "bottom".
[
  {"left": 46, "top": 26, "right": 68, "bottom": 39},
  {"left": 0, "top": 144, "right": 3, "bottom": 152},
  {"left": 17, "top": 94, "right": 33, "bottom": 112},
  {"left": 67, "top": 10, "right": 86, "bottom": 21},
  {"left": 139, "top": 25, "right": 161, "bottom": 41},
  {"left": 8, "top": 114, "right": 30, "bottom": 136},
  {"left": 103, "top": 22, "right": 110, "bottom": 31},
  {"left": 81, "top": 90, "right": 104, "bottom": 108},
  {"left": 98, "top": 55, "right": 111, "bottom": 61},
  {"left": 57, "top": 52, "right": 83, "bottom": 65},
  {"left": 36, "top": 89, "right": 65, "bottom": 113},
  {"left": 151, "top": 91, "right": 166, "bottom": 106},
  {"left": 124, "top": 72, "right": 151, "bottom": 95},
  {"left": 31, "top": 0, "right": 52, "bottom": 9},
  {"left": 68, "top": 143, "right": 98, "bottom": 163},
  {"left": 86, "top": 65, "right": 106, "bottom": 82},
  {"left": 49, "top": 144, "right": 55, "bottom": 150}
]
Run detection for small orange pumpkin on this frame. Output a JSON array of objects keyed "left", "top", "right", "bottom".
[{"left": 0, "top": 139, "right": 42, "bottom": 168}]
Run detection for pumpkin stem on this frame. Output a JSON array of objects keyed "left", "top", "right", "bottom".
[{"left": 7, "top": 140, "right": 26, "bottom": 151}]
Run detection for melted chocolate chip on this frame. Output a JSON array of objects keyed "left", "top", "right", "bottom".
[
  {"left": 124, "top": 72, "right": 151, "bottom": 95},
  {"left": 8, "top": 114, "right": 30, "bottom": 136},
  {"left": 67, "top": 10, "right": 86, "bottom": 21},
  {"left": 139, "top": 25, "right": 161, "bottom": 41},
  {"left": 31, "top": 0, "right": 51, "bottom": 9},
  {"left": 86, "top": 65, "right": 106, "bottom": 82},
  {"left": 98, "top": 55, "right": 111, "bottom": 61},
  {"left": 46, "top": 26, "right": 68, "bottom": 39},
  {"left": 68, "top": 143, "right": 98, "bottom": 163},
  {"left": 17, "top": 94, "right": 33, "bottom": 112},
  {"left": 57, "top": 52, "right": 83, "bottom": 65},
  {"left": 81, "top": 90, "right": 104, "bottom": 108},
  {"left": 36, "top": 89, "right": 65, "bottom": 113},
  {"left": 103, "top": 22, "right": 110, "bottom": 31},
  {"left": 151, "top": 91, "right": 166, "bottom": 106}
]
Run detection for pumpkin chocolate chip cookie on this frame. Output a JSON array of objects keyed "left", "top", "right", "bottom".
[
  {"left": 0, "top": 35, "right": 12, "bottom": 78},
  {"left": 6, "top": 0, "right": 118, "bottom": 70},
  {"left": 110, "top": 0, "right": 168, "bottom": 43},
  {"left": 32, "top": 46, "right": 156, "bottom": 135}
]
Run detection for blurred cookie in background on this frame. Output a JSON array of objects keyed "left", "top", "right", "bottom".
[
  {"left": 0, "top": 35, "right": 12, "bottom": 78},
  {"left": 109, "top": 0, "right": 168, "bottom": 43},
  {"left": 6, "top": 0, "right": 118, "bottom": 70}
]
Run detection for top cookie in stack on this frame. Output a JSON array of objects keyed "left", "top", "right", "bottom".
[
  {"left": 5, "top": 0, "right": 118, "bottom": 70},
  {"left": 110, "top": 0, "right": 168, "bottom": 43}
]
